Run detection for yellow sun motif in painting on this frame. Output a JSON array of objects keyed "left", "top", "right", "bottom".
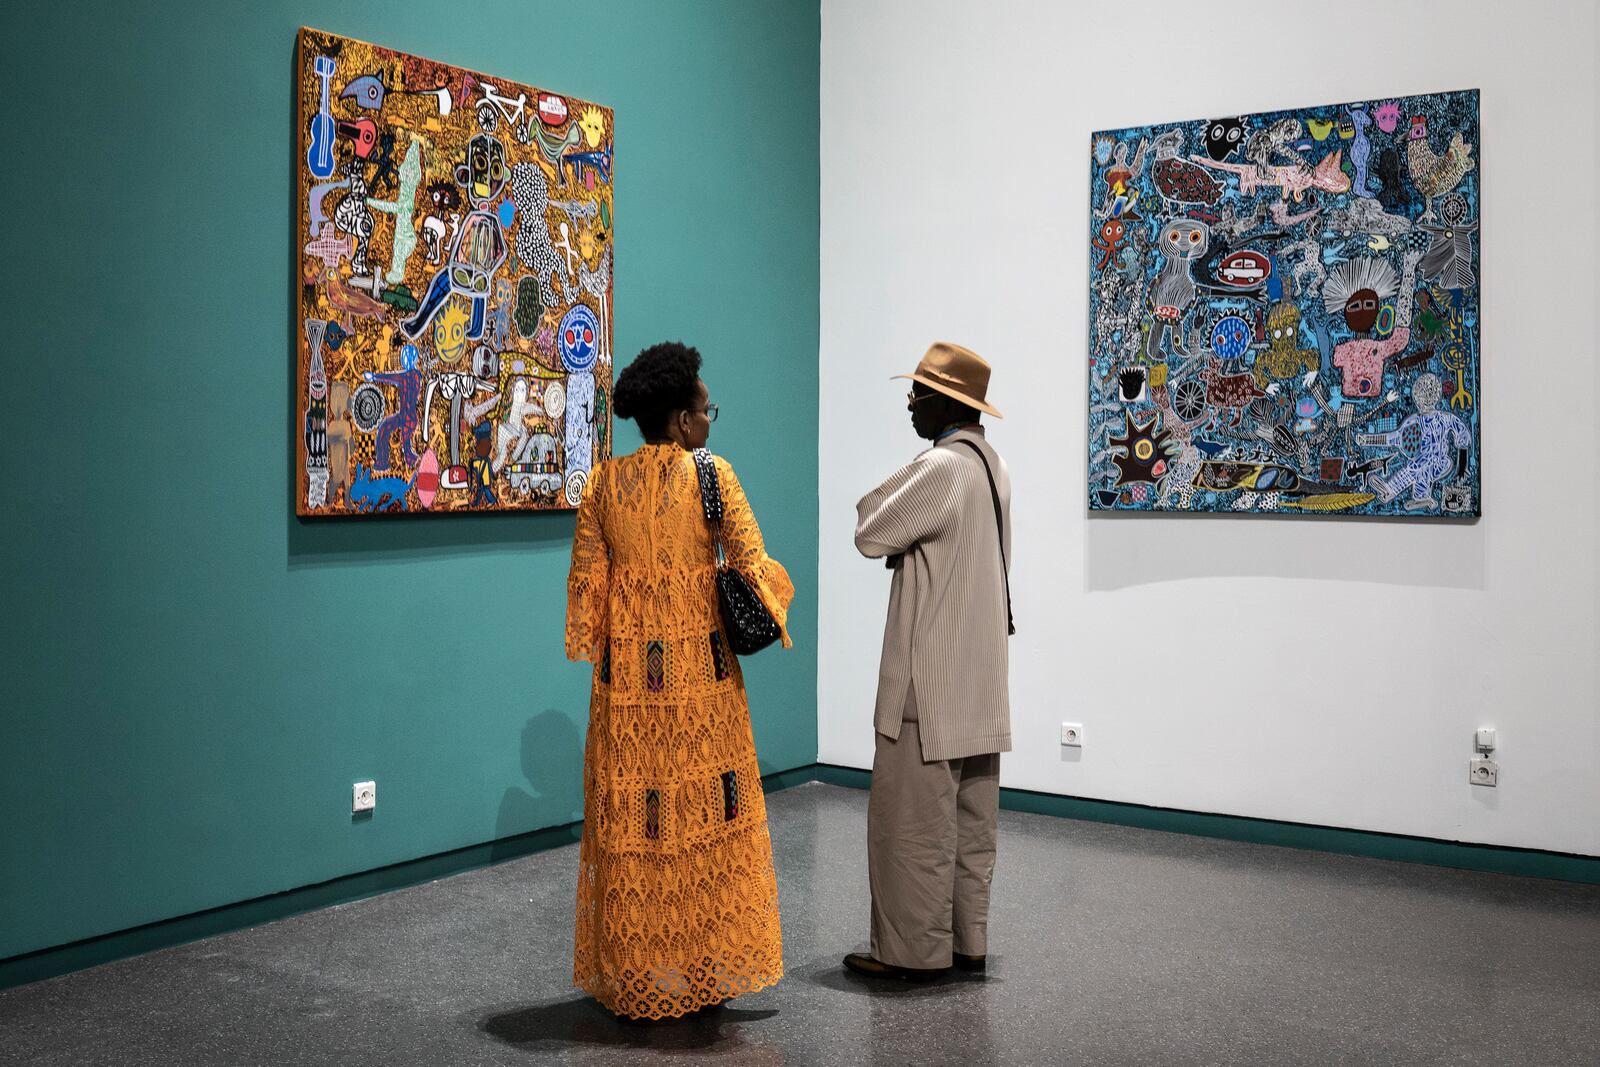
[
  {"left": 434, "top": 296, "right": 471, "bottom": 364},
  {"left": 577, "top": 221, "right": 605, "bottom": 266},
  {"left": 579, "top": 106, "right": 606, "bottom": 148}
]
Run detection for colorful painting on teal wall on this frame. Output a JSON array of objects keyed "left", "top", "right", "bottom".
[
  {"left": 296, "top": 27, "right": 614, "bottom": 516},
  {"left": 1087, "top": 89, "right": 1480, "bottom": 517}
]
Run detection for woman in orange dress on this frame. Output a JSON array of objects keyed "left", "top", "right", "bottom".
[{"left": 564, "top": 341, "right": 793, "bottom": 1020}]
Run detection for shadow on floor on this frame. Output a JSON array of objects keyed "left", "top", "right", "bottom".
[
  {"left": 477, "top": 997, "right": 780, "bottom": 1054},
  {"left": 797, "top": 954, "right": 997, "bottom": 999}
]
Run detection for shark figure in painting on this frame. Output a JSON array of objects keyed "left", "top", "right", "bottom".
[{"left": 1189, "top": 150, "right": 1350, "bottom": 201}]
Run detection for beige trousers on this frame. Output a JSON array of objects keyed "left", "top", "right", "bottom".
[{"left": 867, "top": 688, "right": 1000, "bottom": 969}]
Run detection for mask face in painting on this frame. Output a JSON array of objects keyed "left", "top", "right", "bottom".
[
  {"left": 429, "top": 180, "right": 460, "bottom": 215},
  {"left": 1160, "top": 220, "right": 1209, "bottom": 261},
  {"left": 1203, "top": 117, "right": 1246, "bottom": 161},
  {"left": 1344, "top": 288, "right": 1380, "bottom": 333},
  {"left": 472, "top": 344, "right": 499, "bottom": 380},
  {"left": 456, "top": 134, "right": 507, "bottom": 205}
]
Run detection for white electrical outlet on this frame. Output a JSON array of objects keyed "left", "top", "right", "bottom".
[
  {"left": 1468, "top": 758, "right": 1498, "bottom": 787},
  {"left": 353, "top": 780, "right": 376, "bottom": 812},
  {"left": 1060, "top": 723, "right": 1084, "bottom": 747}
]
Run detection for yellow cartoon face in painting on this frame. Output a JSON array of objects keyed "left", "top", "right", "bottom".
[
  {"left": 577, "top": 220, "right": 603, "bottom": 265},
  {"left": 434, "top": 296, "right": 471, "bottom": 363},
  {"left": 579, "top": 106, "right": 606, "bottom": 148}
]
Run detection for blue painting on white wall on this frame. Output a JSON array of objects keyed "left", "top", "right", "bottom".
[{"left": 1087, "top": 89, "right": 1480, "bottom": 517}]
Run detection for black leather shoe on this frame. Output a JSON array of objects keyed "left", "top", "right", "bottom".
[
  {"left": 953, "top": 952, "right": 986, "bottom": 973},
  {"left": 842, "top": 952, "right": 950, "bottom": 982}
]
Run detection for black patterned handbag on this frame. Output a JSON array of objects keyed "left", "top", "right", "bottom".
[{"left": 691, "top": 448, "right": 783, "bottom": 655}]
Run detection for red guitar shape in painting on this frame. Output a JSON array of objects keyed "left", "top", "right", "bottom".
[
  {"left": 307, "top": 55, "right": 337, "bottom": 180},
  {"left": 337, "top": 116, "right": 378, "bottom": 160}
]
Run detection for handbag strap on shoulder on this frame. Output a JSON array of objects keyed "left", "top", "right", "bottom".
[{"left": 691, "top": 448, "right": 727, "bottom": 567}]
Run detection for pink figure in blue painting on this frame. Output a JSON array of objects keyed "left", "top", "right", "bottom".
[
  {"left": 1324, "top": 250, "right": 1419, "bottom": 398},
  {"left": 364, "top": 344, "right": 424, "bottom": 472}
]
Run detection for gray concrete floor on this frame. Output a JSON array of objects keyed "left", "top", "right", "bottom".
[{"left": 2, "top": 782, "right": 1598, "bottom": 1066}]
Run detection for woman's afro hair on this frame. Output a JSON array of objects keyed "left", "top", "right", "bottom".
[{"left": 613, "top": 341, "right": 702, "bottom": 435}]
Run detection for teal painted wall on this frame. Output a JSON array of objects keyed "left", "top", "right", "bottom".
[{"left": 1, "top": 0, "right": 818, "bottom": 960}]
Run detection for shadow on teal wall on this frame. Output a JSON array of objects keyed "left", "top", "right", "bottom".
[{"left": 1, "top": 0, "right": 818, "bottom": 961}]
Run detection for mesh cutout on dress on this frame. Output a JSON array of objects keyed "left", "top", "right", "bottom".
[
  {"left": 644, "top": 789, "right": 661, "bottom": 840},
  {"left": 721, "top": 770, "right": 739, "bottom": 821},
  {"left": 564, "top": 444, "right": 794, "bottom": 1020},
  {"left": 644, "top": 640, "right": 666, "bottom": 692},
  {"left": 709, "top": 631, "right": 732, "bottom": 682}
]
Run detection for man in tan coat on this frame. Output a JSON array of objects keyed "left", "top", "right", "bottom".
[{"left": 844, "top": 342, "right": 1013, "bottom": 982}]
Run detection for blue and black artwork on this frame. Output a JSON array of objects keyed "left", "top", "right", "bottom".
[{"left": 1087, "top": 89, "right": 1480, "bottom": 517}]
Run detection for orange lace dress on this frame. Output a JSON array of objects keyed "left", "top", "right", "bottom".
[{"left": 564, "top": 443, "right": 793, "bottom": 1019}]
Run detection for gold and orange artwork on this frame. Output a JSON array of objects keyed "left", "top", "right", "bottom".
[{"left": 295, "top": 27, "right": 614, "bottom": 515}]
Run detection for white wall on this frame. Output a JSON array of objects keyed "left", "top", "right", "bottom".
[{"left": 819, "top": 0, "right": 1600, "bottom": 856}]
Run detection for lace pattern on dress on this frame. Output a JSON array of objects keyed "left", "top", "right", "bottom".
[{"left": 564, "top": 444, "right": 793, "bottom": 1019}]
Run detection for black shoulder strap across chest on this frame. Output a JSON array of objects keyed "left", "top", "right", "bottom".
[{"left": 949, "top": 439, "right": 1015, "bottom": 637}]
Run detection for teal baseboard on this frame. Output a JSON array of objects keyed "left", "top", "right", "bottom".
[
  {"left": 810, "top": 764, "right": 1600, "bottom": 885},
  {"left": 8, "top": 762, "right": 1596, "bottom": 991},
  {"left": 0, "top": 820, "right": 581, "bottom": 992},
  {"left": 0, "top": 764, "right": 816, "bottom": 992}
]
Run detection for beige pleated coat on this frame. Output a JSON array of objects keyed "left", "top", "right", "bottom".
[{"left": 854, "top": 427, "right": 1012, "bottom": 761}]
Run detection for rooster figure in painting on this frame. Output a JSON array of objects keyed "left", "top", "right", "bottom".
[{"left": 1405, "top": 115, "right": 1475, "bottom": 221}]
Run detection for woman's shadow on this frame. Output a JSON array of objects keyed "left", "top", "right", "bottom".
[{"left": 477, "top": 997, "right": 780, "bottom": 1057}]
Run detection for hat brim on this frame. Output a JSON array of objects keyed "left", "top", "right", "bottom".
[{"left": 892, "top": 373, "right": 1003, "bottom": 418}]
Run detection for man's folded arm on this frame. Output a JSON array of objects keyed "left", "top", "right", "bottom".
[{"left": 854, "top": 452, "right": 957, "bottom": 558}]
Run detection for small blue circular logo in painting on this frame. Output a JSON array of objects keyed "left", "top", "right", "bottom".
[{"left": 559, "top": 304, "right": 599, "bottom": 372}]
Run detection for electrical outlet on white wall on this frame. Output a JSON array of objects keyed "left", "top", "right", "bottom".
[
  {"left": 1468, "top": 758, "right": 1498, "bottom": 787},
  {"left": 353, "top": 780, "right": 376, "bottom": 813},
  {"left": 1060, "top": 723, "right": 1084, "bottom": 747}
]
